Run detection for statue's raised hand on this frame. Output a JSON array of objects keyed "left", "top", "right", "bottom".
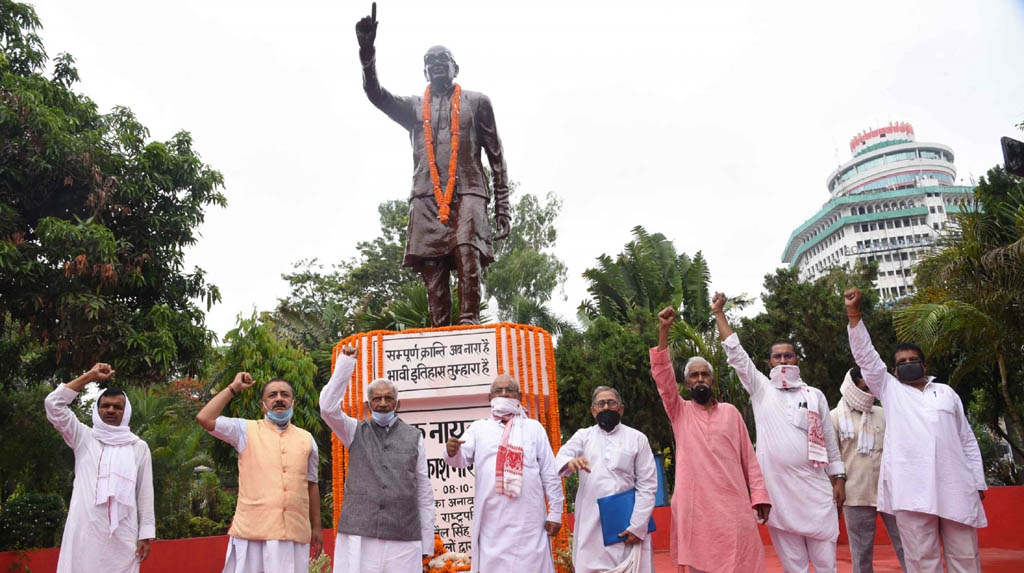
[{"left": 356, "top": 2, "right": 378, "bottom": 51}]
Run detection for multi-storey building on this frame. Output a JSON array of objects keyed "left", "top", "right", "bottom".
[{"left": 781, "top": 122, "right": 977, "bottom": 299}]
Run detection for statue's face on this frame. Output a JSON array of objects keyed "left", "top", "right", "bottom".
[{"left": 423, "top": 46, "right": 457, "bottom": 85}]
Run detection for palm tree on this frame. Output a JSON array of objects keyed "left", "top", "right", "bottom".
[
  {"left": 576, "top": 226, "right": 755, "bottom": 417},
  {"left": 578, "top": 226, "right": 684, "bottom": 323}
]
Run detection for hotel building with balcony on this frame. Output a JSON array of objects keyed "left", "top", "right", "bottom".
[{"left": 781, "top": 122, "right": 977, "bottom": 299}]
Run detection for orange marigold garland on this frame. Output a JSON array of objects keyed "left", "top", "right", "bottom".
[
  {"left": 422, "top": 84, "right": 462, "bottom": 224},
  {"left": 377, "top": 333, "right": 385, "bottom": 380},
  {"left": 504, "top": 324, "right": 516, "bottom": 379},
  {"left": 533, "top": 329, "right": 548, "bottom": 431},
  {"left": 524, "top": 328, "right": 540, "bottom": 419},
  {"left": 495, "top": 325, "right": 504, "bottom": 375},
  {"left": 515, "top": 326, "right": 528, "bottom": 401}
]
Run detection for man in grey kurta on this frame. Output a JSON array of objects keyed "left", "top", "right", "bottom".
[{"left": 356, "top": 8, "right": 510, "bottom": 326}]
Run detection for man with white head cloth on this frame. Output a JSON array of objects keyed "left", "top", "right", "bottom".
[
  {"left": 444, "top": 374, "right": 564, "bottom": 573},
  {"left": 45, "top": 362, "right": 155, "bottom": 572},
  {"left": 319, "top": 344, "right": 435, "bottom": 572},
  {"left": 555, "top": 385, "right": 658, "bottom": 573}
]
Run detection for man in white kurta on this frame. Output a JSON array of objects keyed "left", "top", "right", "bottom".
[
  {"left": 197, "top": 373, "right": 322, "bottom": 573},
  {"left": 713, "top": 292, "right": 846, "bottom": 573},
  {"left": 444, "top": 375, "right": 564, "bottom": 573},
  {"left": 555, "top": 386, "right": 657, "bottom": 573},
  {"left": 844, "top": 288, "right": 986, "bottom": 573},
  {"left": 318, "top": 345, "right": 435, "bottom": 572},
  {"left": 45, "top": 362, "right": 155, "bottom": 573}
]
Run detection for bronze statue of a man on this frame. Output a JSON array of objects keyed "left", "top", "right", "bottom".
[{"left": 356, "top": 5, "right": 510, "bottom": 327}]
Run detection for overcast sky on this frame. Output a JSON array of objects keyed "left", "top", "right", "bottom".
[{"left": 32, "top": 0, "right": 1024, "bottom": 339}]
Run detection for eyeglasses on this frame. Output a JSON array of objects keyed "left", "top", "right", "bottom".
[
  {"left": 424, "top": 53, "right": 452, "bottom": 66},
  {"left": 491, "top": 387, "right": 520, "bottom": 396},
  {"left": 593, "top": 400, "right": 620, "bottom": 408},
  {"left": 771, "top": 352, "right": 796, "bottom": 361}
]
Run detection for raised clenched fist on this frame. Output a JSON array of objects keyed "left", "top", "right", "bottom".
[
  {"left": 844, "top": 288, "right": 863, "bottom": 314},
  {"left": 231, "top": 372, "right": 255, "bottom": 393},
  {"left": 711, "top": 292, "right": 727, "bottom": 314},
  {"left": 87, "top": 363, "right": 115, "bottom": 382},
  {"left": 657, "top": 306, "right": 676, "bottom": 330}
]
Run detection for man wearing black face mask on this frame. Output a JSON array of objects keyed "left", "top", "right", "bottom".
[
  {"left": 845, "top": 288, "right": 986, "bottom": 573},
  {"left": 651, "top": 307, "right": 772, "bottom": 573},
  {"left": 555, "top": 387, "right": 658, "bottom": 572}
]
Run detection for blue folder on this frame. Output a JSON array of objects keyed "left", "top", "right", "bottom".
[{"left": 595, "top": 488, "right": 656, "bottom": 546}]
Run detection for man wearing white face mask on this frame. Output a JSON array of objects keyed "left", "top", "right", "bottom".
[
  {"left": 845, "top": 288, "right": 986, "bottom": 573},
  {"left": 712, "top": 292, "right": 846, "bottom": 573},
  {"left": 197, "top": 372, "right": 322, "bottom": 573},
  {"left": 444, "top": 374, "right": 564, "bottom": 573},
  {"left": 318, "top": 345, "right": 435, "bottom": 573},
  {"left": 45, "top": 362, "right": 155, "bottom": 572}
]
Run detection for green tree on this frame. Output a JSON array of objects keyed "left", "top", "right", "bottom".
[
  {"left": 213, "top": 313, "right": 320, "bottom": 433},
  {"left": 895, "top": 167, "right": 1024, "bottom": 460},
  {"left": 126, "top": 385, "right": 221, "bottom": 539},
  {"left": 485, "top": 192, "right": 569, "bottom": 331},
  {"left": 556, "top": 313, "right": 670, "bottom": 449},
  {"left": 1, "top": 0, "right": 225, "bottom": 514},
  {"left": 0, "top": 1, "right": 225, "bottom": 385},
  {"left": 559, "top": 226, "right": 724, "bottom": 453},
  {"left": 0, "top": 384, "right": 76, "bottom": 502}
]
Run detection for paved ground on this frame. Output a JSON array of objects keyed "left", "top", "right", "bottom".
[{"left": 652, "top": 545, "right": 1024, "bottom": 571}]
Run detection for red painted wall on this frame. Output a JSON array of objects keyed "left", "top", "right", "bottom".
[{"left": 2, "top": 486, "right": 1021, "bottom": 570}]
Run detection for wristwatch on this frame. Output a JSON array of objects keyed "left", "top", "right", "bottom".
[{"left": 832, "top": 473, "right": 847, "bottom": 480}]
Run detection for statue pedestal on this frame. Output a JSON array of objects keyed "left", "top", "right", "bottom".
[{"left": 329, "top": 323, "right": 568, "bottom": 562}]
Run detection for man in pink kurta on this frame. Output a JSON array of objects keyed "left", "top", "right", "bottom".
[{"left": 651, "top": 307, "right": 772, "bottom": 573}]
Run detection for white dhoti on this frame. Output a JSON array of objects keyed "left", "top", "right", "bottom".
[
  {"left": 331, "top": 532, "right": 422, "bottom": 572},
  {"left": 222, "top": 537, "right": 309, "bottom": 573}
]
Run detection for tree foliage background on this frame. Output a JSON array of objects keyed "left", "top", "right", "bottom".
[{"left": 0, "top": 0, "right": 235, "bottom": 545}]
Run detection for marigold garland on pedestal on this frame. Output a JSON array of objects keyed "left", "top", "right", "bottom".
[
  {"left": 422, "top": 84, "right": 462, "bottom": 224},
  {"left": 533, "top": 329, "right": 548, "bottom": 431},
  {"left": 504, "top": 325, "right": 516, "bottom": 379},
  {"left": 495, "top": 325, "right": 504, "bottom": 376},
  {"left": 515, "top": 326, "right": 527, "bottom": 398},
  {"left": 524, "top": 329, "right": 539, "bottom": 419}
]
